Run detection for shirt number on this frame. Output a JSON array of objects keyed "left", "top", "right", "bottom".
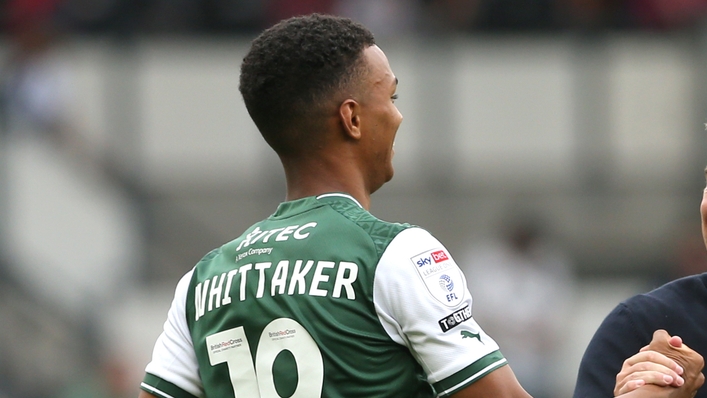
[{"left": 206, "top": 318, "right": 323, "bottom": 397}]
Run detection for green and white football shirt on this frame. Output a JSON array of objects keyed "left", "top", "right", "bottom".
[{"left": 141, "top": 193, "right": 506, "bottom": 398}]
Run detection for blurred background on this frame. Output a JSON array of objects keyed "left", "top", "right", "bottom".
[{"left": 1, "top": 0, "right": 707, "bottom": 397}]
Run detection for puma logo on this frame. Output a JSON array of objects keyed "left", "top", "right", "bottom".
[{"left": 461, "top": 330, "right": 483, "bottom": 344}]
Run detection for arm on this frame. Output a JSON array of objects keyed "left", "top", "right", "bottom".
[
  {"left": 619, "top": 384, "right": 693, "bottom": 398},
  {"left": 139, "top": 270, "right": 203, "bottom": 398},
  {"left": 138, "top": 392, "right": 158, "bottom": 398},
  {"left": 374, "top": 228, "right": 531, "bottom": 397},
  {"left": 450, "top": 365, "right": 531, "bottom": 398}
]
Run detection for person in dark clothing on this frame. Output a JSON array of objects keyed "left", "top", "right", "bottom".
[
  {"left": 574, "top": 274, "right": 707, "bottom": 398},
  {"left": 574, "top": 169, "right": 707, "bottom": 398}
]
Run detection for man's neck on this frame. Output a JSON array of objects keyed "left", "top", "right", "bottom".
[{"left": 280, "top": 156, "right": 371, "bottom": 210}]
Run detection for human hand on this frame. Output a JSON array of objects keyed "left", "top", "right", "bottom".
[
  {"left": 614, "top": 349, "right": 684, "bottom": 395},
  {"left": 614, "top": 330, "right": 704, "bottom": 398},
  {"left": 642, "top": 330, "right": 704, "bottom": 397}
]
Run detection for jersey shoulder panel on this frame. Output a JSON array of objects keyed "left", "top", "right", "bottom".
[{"left": 320, "top": 193, "right": 412, "bottom": 257}]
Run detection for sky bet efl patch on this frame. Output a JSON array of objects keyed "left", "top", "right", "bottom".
[{"left": 410, "top": 248, "right": 464, "bottom": 307}]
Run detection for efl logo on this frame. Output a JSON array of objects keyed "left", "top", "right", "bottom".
[{"left": 431, "top": 250, "right": 449, "bottom": 263}]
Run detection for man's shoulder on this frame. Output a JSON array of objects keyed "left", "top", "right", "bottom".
[
  {"left": 634, "top": 273, "right": 707, "bottom": 307},
  {"left": 318, "top": 195, "right": 413, "bottom": 255},
  {"left": 656, "top": 272, "right": 707, "bottom": 295},
  {"left": 610, "top": 273, "right": 707, "bottom": 336}
]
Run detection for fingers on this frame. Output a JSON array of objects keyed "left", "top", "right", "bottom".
[
  {"left": 647, "top": 330, "right": 704, "bottom": 375},
  {"left": 651, "top": 329, "right": 671, "bottom": 343},
  {"left": 616, "top": 368, "right": 683, "bottom": 391},
  {"left": 697, "top": 372, "right": 706, "bottom": 390},
  {"left": 615, "top": 351, "right": 685, "bottom": 395},
  {"left": 615, "top": 369, "right": 683, "bottom": 395},
  {"left": 622, "top": 350, "right": 684, "bottom": 376},
  {"left": 616, "top": 379, "right": 645, "bottom": 395},
  {"left": 669, "top": 335, "right": 683, "bottom": 348}
]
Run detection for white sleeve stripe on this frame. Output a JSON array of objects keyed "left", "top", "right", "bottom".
[
  {"left": 140, "top": 383, "right": 177, "bottom": 398},
  {"left": 434, "top": 358, "right": 508, "bottom": 397}
]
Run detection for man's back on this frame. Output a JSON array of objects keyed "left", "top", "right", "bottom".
[
  {"left": 187, "top": 193, "right": 429, "bottom": 397},
  {"left": 142, "top": 194, "right": 509, "bottom": 397}
]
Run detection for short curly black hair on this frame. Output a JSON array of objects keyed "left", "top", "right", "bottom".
[{"left": 239, "top": 14, "right": 376, "bottom": 155}]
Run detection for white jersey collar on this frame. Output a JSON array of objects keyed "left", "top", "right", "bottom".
[{"left": 315, "top": 193, "right": 364, "bottom": 209}]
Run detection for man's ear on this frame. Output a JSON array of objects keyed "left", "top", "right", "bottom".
[{"left": 339, "top": 99, "right": 361, "bottom": 140}]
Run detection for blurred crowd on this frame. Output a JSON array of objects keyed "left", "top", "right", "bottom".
[
  {"left": 1, "top": 0, "right": 707, "bottom": 39},
  {"left": 460, "top": 216, "right": 576, "bottom": 398}
]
